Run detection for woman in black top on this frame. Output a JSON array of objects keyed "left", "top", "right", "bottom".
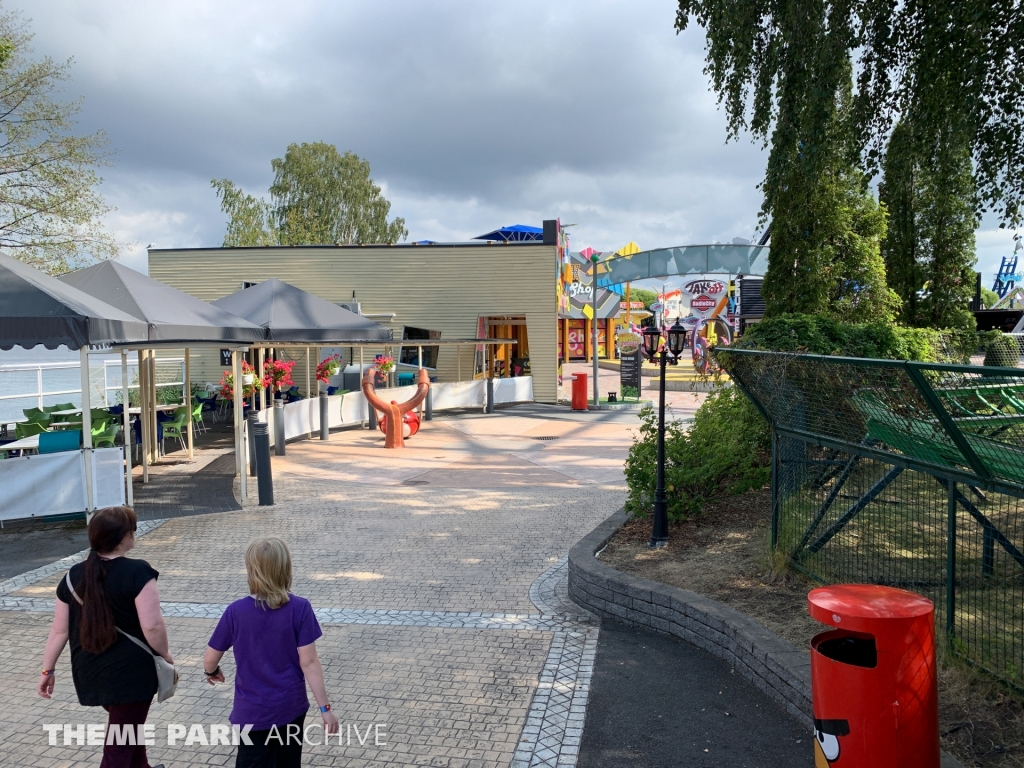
[{"left": 38, "top": 506, "right": 173, "bottom": 768}]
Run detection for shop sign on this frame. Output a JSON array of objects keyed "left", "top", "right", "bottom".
[
  {"left": 683, "top": 279, "right": 727, "bottom": 297},
  {"left": 616, "top": 332, "right": 641, "bottom": 355},
  {"left": 567, "top": 282, "right": 593, "bottom": 299},
  {"left": 690, "top": 294, "right": 717, "bottom": 313}
]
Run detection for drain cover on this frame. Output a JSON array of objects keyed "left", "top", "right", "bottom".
[
  {"left": 530, "top": 436, "right": 559, "bottom": 441},
  {"left": 402, "top": 479, "right": 429, "bottom": 485}
]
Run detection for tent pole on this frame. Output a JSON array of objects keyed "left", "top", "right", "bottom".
[
  {"left": 360, "top": 347, "right": 365, "bottom": 428},
  {"left": 233, "top": 350, "right": 245, "bottom": 501},
  {"left": 457, "top": 344, "right": 461, "bottom": 382},
  {"left": 121, "top": 351, "right": 133, "bottom": 507},
  {"left": 80, "top": 347, "right": 95, "bottom": 520},
  {"left": 259, "top": 348, "right": 266, "bottom": 412},
  {"left": 149, "top": 351, "right": 158, "bottom": 463},
  {"left": 140, "top": 349, "right": 149, "bottom": 483},
  {"left": 185, "top": 348, "right": 193, "bottom": 459},
  {"left": 303, "top": 348, "right": 311, "bottom": 438}
]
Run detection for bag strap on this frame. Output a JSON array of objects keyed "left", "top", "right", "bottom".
[{"left": 64, "top": 571, "right": 155, "bottom": 656}]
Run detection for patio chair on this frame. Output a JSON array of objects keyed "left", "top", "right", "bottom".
[
  {"left": 23, "top": 407, "right": 46, "bottom": 421},
  {"left": 93, "top": 421, "right": 120, "bottom": 449},
  {"left": 16, "top": 421, "right": 47, "bottom": 440},
  {"left": 191, "top": 402, "right": 206, "bottom": 434},
  {"left": 196, "top": 392, "right": 218, "bottom": 424},
  {"left": 161, "top": 407, "right": 188, "bottom": 453},
  {"left": 39, "top": 430, "right": 82, "bottom": 454},
  {"left": 24, "top": 411, "right": 52, "bottom": 429}
]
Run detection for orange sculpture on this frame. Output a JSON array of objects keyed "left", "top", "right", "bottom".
[{"left": 361, "top": 366, "right": 430, "bottom": 448}]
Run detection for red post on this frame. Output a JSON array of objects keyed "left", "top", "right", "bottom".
[{"left": 571, "top": 373, "right": 588, "bottom": 411}]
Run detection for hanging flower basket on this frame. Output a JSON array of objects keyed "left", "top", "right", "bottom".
[
  {"left": 220, "top": 361, "right": 264, "bottom": 399},
  {"left": 262, "top": 358, "right": 296, "bottom": 394},
  {"left": 316, "top": 354, "right": 343, "bottom": 385}
]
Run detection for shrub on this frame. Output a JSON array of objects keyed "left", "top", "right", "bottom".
[
  {"left": 736, "top": 313, "right": 975, "bottom": 362},
  {"left": 624, "top": 387, "right": 770, "bottom": 520}
]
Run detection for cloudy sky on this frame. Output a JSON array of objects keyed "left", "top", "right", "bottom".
[{"left": 22, "top": 0, "right": 1019, "bottom": 284}]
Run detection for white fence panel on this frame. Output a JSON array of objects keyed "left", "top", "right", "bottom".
[
  {"left": 493, "top": 376, "right": 534, "bottom": 404},
  {"left": 0, "top": 451, "right": 86, "bottom": 521},
  {"left": 92, "top": 448, "right": 126, "bottom": 508},
  {"left": 257, "top": 377, "right": 532, "bottom": 445}
]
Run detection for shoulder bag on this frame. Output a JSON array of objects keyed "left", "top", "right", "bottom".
[{"left": 64, "top": 571, "right": 178, "bottom": 702}]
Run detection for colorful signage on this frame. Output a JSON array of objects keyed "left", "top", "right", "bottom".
[
  {"left": 690, "top": 294, "right": 717, "bottom": 314},
  {"left": 682, "top": 279, "right": 727, "bottom": 297}
]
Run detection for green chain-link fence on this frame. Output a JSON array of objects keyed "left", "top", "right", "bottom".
[{"left": 719, "top": 349, "right": 1024, "bottom": 689}]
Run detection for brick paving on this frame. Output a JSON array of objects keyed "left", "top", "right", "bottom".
[{"left": 0, "top": 405, "right": 633, "bottom": 767}]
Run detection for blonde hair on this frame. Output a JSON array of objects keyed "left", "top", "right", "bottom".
[{"left": 245, "top": 538, "right": 292, "bottom": 609}]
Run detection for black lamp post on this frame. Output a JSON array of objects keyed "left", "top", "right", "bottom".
[{"left": 642, "top": 319, "right": 688, "bottom": 548}]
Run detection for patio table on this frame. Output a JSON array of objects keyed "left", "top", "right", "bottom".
[{"left": 0, "top": 434, "right": 40, "bottom": 456}]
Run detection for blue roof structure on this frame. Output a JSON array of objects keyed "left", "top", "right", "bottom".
[{"left": 473, "top": 224, "right": 543, "bottom": 242}]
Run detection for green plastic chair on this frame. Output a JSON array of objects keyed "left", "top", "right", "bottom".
[
  {"left": 191, "top": 402, "right": 206, "bottom": 434},
  {"left": 161, "top": 407, "right": 188, "bottom": 452},
  {"left": 23, "top": 407, "right": 45, "bottom": 421},
  {"left": 93, "top": 420, "right": 120, "bottom": 449},
  {"left": 24, "top": 411, "right": 52, "bottom": 428},
  {"left": 15, "top": 421, "right": 47, "bottom": 440}
]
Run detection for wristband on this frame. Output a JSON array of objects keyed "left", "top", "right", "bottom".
[
  {"left": 319, "top": 703, "right": 331, "bottom": 713},
  {"left": 41, "top": 669, "right": 55, "bottom": 676},
  {"left": 204, "top": 666, "right": 221, "bottom": 677}
]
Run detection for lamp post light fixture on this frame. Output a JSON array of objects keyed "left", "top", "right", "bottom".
[
  {"left": 642, "top": 319, "right": 687, "bottom": 549},
  {"left": 590, "top": 252, "right": 601, "bottom": 407}
]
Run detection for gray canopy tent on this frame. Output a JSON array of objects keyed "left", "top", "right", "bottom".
[
  {"left": 211, "top": 278, "right": 393, "bottom": 343},
  {"left": 212, "top": 278, "right": 394, "bottom": 418},
  {"left": 59, "top": 261, "right": 265, "bottom": 489},
  {"left": 0, "top": 253, "right": 149, "bottom": 518}
]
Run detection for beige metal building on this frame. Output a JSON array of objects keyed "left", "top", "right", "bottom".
[{"left": 148, "top": 242, "right": 560, "bottom": 402}]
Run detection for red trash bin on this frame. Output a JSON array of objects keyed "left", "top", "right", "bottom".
[
  {"left": 571, "top": 373, "right": 588, "bottom": 411},
  {"left": 808, "top": 585, "right": 939, "bottom": 768}
]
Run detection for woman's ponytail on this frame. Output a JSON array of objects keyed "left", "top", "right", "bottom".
[{"left": 78, "top": 506, "right": 138, "bottom": 654}]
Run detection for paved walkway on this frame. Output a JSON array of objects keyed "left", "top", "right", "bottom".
[{"left": 0, "top": 403, "right": 806, "bottom": 768}]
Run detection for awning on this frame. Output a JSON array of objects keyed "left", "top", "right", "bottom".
[
  {"left": 58, "top": 261, "right": 264, "bottom": 343},
  {"left": 211, "top": 279, "right": 393, "bottom": 343},
  {"left": 0, "top": 253, "right": 149, "bottom": 350},
  {"left": 474, "top": 224, "right": 543, "bottom": 242}
]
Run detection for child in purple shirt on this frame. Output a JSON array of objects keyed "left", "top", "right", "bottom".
[{"left": 205, "top": 538, "right": 338, "bottom": 768}]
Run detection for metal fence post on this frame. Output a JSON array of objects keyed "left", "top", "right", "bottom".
[
  {"left": 486, "top": 376, "right": 494, "bottom": 414},
  {"left": 253, "top": 422, "right": 273, "bottom": 506},
  {"left": 425, "top": 385, "right": 433, "bottom": 421},
  {"left": 273, "top": 398, "right": 285, "bottom": 456},
  {"left": 770, "top": 429, "right": 779, "bottom": 550},
  {"left": 319, "top": 391, "right": 329, "bottom": 440},
  {"left": 247, "top": 411, "right": 258, "bottom": 477},
  {"left": 946, "top": 479, "right": 957, "bottom": 639},
  {"left": 367, "top": 400, "right": 377, "bottom": 431}
]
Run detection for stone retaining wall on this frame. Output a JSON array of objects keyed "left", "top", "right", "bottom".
[{"left": 567, "top": 509, "right": 965, "bottom": 768}]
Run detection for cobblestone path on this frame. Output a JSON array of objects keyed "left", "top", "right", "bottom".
[{"left": 0, "top": 406, "right": 634, "bottom": 768}]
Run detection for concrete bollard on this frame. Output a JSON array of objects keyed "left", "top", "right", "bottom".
[
  {"left": 247, "top": 411, "right": 259, "bottom": 477},
  {"left": 425, "top": 386, "right": 433, "bottom": 421},
  {"left": 319, "top": 392, "right": 329, "bottom": 440},
  {"left": 253, "top": 422, "right": 273, "bottom": 506},
  {"left": 273, "top": 398, "right": 285, "bottom": 456},
  {"left": 486, "top": 377, "right": 494, "bottom": 414}
]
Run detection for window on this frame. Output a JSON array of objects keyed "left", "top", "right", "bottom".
[{"left": 400, "top": 327, "right": 440, "bottom": 368}]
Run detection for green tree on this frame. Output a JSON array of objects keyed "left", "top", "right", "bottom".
[
  {"left": 0, "top": 7, "right": 118, "bottom": 274},
  {"left": 762, "top": 67, "right": 898, "bottom": 322},
  {"left": 212, "top": 142, "right": 407, "bottom": 247},
  {"left": 628, "top": 287, "right": 659, "bottom": 310},
  {"left": 880, "top": 120, "right": 978, "bottom": 330},
  {"left": 675, "top": 0, "right": 1024, "bottom": 226}
]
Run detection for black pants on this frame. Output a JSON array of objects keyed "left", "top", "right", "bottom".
[
  {"left": 235, "top": 713, "right": 305, "bottom": 768},
  {"left": 100, "top": 700, "right": 152, "bottom": 768}
]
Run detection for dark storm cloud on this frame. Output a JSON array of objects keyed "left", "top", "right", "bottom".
[{"left": 26, "top": 0, "right": 1013, "bottom": 277}]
